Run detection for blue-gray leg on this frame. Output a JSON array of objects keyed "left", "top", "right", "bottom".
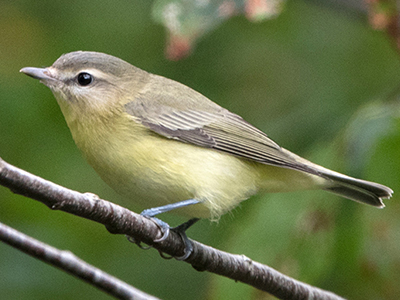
[
  {"left": 141, "top": 198, "right": 201, "bottom": 217},
  {"left": 139, "top": 199, "right": 201, "bottom": 259}
]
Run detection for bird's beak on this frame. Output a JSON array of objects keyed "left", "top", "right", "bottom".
[{"left": 20, "top": 67, "right": 56, "bottom": 84}]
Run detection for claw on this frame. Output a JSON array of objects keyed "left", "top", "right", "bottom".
[
  {"left": 158, "top": 250, "right": 173, "bottom": 259},
  {"left": 138, "top": 199, "right": 201, "bottom": 253},
  {"left": 139, "top": 201, "right": 201, "bottom": 260},
  {"left": 174, "top": 230, "right": 194, "bottom": 260},
  {"left": 126, "top": 235, "right": 152, "bottom": 250},
  {"left": 144, "top": 216, "right": 171, "bottom": 243},
  {"left": 142, "top": 217, "right": 199, "bottom": 260},
  {"left": 127, "top": 218, "right": 195, "bottom": 260},
  {"left": 171, "top": 218, "right": 200, "bottom": 260},
  {"left": 153, "top": 228, "right": 170, "bottom": 242}
]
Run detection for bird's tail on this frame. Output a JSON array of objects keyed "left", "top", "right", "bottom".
[
  {"left": 282, "top": 148, "right": 393, "bottom": 207},
  {"left": 321, "top": 171, "right": 392, "bottom": 208}
]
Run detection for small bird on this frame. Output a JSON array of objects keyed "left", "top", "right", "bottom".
[{"left": 21, "top": 51, "right": 392, "bottom": 253}]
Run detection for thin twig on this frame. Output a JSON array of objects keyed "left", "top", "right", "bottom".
[
  {"left": 0, "top": 157, "right": 345, "bottom": 300},
  {"left": 0, "top": 222, "right": 159, "bottom": 300}
]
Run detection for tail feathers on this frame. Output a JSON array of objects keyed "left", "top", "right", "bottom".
[{"left": 322, "top": 173, "right": 393, "bottom": 208}]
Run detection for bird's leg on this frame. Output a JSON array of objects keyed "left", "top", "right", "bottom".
[
  {"left": 141, "top": 198, "right": 201, "bottom": 217},
  {"left": 172, "top": 217, "right": 200, "bottom": 260},
  {"left": 129, "top": 199, "right": 201, "bottom": 259},
  {"left": 140, "top": 198, "right": 200, "bottom": 242}
]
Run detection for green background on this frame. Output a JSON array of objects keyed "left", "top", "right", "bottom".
[{"left": 1, "top": 1, "right": 400, "bottom": 299}]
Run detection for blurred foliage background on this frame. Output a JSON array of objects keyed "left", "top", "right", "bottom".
[{"left": 1, "top": 1, "right": 400, "bottom": 299}]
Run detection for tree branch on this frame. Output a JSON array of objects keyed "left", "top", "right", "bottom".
[
  {"left": 0, "top": 157, "right": 345, "bottom": 300},
  {"left": 0, "top": 221, "right": 159, "bottom": 300}
]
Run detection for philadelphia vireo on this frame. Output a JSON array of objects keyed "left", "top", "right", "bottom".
[{"left": 20, "top": 51, "right": 392, "bottom": 224}]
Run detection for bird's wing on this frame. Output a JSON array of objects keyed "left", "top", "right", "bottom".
[{"left": 124, "top": 98, "right": 320, "bottom": 176}]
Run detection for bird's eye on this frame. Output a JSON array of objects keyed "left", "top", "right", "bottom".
[{"left": 77, "top": 72, "right": 93, "bottom": 86}]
